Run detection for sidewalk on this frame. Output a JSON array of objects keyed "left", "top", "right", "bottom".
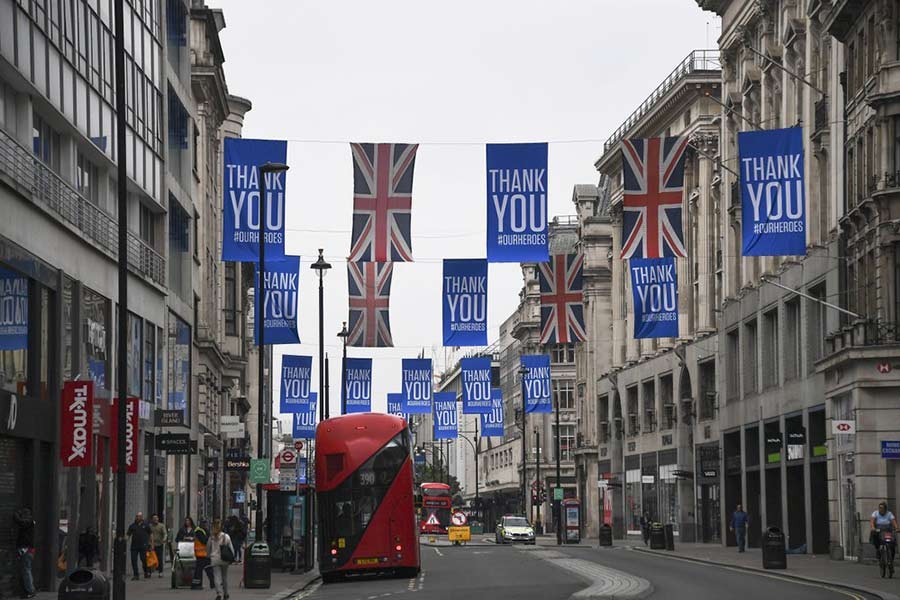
[
  {"left": 633, "top": 542, "right": 900, "bottom": 600},
  {"left": 39, "top": 561, "right": 319, "bottom": 600}
]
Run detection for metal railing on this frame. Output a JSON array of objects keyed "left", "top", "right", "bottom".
[
  {"left": 0, "top": 127, "right": 165, "bottom": 286},
  {"left": 603, "top": 50, "right": 721, "bottom": 154}
]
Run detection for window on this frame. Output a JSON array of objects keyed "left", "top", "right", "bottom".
[
  {"left": 168, "top": 200, "right": 190, "bottom": 300},
  {"left": 848, "top": 41, "right": 856, "bottom": 97},
  {"left": 143, "top": 320, "right": 155, "bottom": 403},
  {"left": 139, "top": 204, "right": 157, "bottom": 249},
  {"left": 553, "top": 379, "right": 574, "bottom": 410},
  {"left": 554, "top": 424, "right": 575, "bottom": 462},
  {"left": 857, "top": 29, "right": 865, "bottom": 93},
  {"left": 32, "top": 114, "right": 60, "bottom": 171},
  {"left": 193, "top": 210, "right": 199, "bottom": 258},
  {"left": 550, "top": 343, "right": 574, "bottom": 364},
  {"left": 725, "top": 329, "right": 739, "bottom": 401},
  {"left": 0, "top": 265, "right": 29, "bottom": 395},
  {"left": 127, "top": 313, "right": 142, "bottom": 397},
  {"left": 167, "top": 312, "right": 190, "bottom": 422},
  {"left": 77, "top": 153, "right": 99, "bottom": 205},
  {"left": 743, "top": 319, "right": 758, "bottom": 395},
  {"left": 224, "top": 262, "right": 237, "bottom": 336},
  {"left": 659, "top": 374, "right": 674, "bottom": 430},
  {"left": 626, "top": 386, "right": 639, "bottom": 436},
  {"left": 807, "top": 284, "right": 827, "bottom": 368},
  {"left": 642, "top": 379, "right": 655, "bottom": 433},
  {"left": 784, "top": 298, "right": 801, "bottom": 380},
  {"left": 761, "top": 309, "right": 779, "bottom": 389}
]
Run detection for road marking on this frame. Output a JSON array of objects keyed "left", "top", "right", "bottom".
[
  {"left": 433, "top": 547, "right": 443, "bottom": 556},
  {"left": 632, "top": 549, "right": 865, "bottom": 600},
  {"left": 288, "top": 581, "right": 320, "bottom": 600}
]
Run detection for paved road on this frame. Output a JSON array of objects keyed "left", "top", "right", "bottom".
[
  {"left": 297, "top": 543, "right": 582, "bottom": 600},
  {"left": 297, "top": 541, "right": 883, "bottom": 600},
  {"left": 550, "top": 544, "right": 882, "bottom": 600}
]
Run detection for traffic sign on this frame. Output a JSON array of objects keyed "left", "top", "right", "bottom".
[
  {"left": 249, "top": 459, "right": 270, "bottom": 484},
  {"left": 448, "top": 526, "right": 471, "bottom": 543},
  {"left": 280, "top": 449, "right": 297, "bottom": 466},
  {"left": 553, "top": 487, "right": 564, "bottom": 501},
  {"left": 293, "top": 440, "right": 304, "bottom": 451},
  {"left": 451, "top": 511, "right": 468, "bottom": 526},
  {"left": 597, "top": 479, "right": 608, "bottom": 488},
  {"left": 425, "top": 512, "right": 440, "bottom": 526}
]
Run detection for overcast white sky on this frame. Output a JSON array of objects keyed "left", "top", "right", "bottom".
[{"left": 208, "top": 0, "right": 718, "bottom": 430}]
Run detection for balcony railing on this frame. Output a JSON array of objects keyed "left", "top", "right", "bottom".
[
  {"left": 0, "top": 127, "right": 164, "bottom": 286},
  {"left": 603, "top": 50, "right": 721, "bottom": 154}
]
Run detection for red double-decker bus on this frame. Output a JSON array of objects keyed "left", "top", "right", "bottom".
[
  {"left": 316, "top": 413, "right": 420, "bottom": 582},
  {"left": 419, "top": 482, "right": 452, "bottom": 534}
]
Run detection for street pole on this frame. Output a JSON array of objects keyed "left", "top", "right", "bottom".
[
  {"left": 518, "top": 365, "right": 529, "bottom": 516},
  {"left": 535, "top": 428, "right": 542, "bottom": 535},
  {"left": 310, "top": 250, "right": 331, "bottom": 422},
  {"left": 555, "top": 391, "right": 562, "bottom": 545},
  {"left": 112, "top": 0, "right": 128, "bottom": 596},
  {"left": 254, "top": 163, "right": 288, "bottom": 543},
  {"left": 338, "top": 322, "right": 349, "bottom": 415},
  {"left": 474, "top": 421, "right": 479, "bottom": 504},
  {"left": 324, "top": 354, "right": 330, "bottom": 420}
]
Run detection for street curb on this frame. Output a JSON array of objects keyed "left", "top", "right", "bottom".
[
  {"left": 632, "top": 547, "right": 899, "bottom": 600},
  {"left": 282, "top": 572, "right": 321, "bottom": 600}
]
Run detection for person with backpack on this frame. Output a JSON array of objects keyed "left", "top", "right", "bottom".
[
  {"left": 14, "top": 507, "right": 36, "bottom": 599},
  {"left": 207, "top": 519, "right": 235, "bottom": 600}
]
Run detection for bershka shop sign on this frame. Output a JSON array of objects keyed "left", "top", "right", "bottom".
[
  {"left": 110, "top": 397, "right": 139, "bottom": 473},
  {"left": 61, "top": 381, "right": 93, "bottom": 467}
]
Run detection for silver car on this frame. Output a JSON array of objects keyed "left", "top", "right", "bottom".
[{"left": 495, "top": 515, "right": 536, "bottom": 545}]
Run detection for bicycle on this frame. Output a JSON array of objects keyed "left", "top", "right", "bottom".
[{"left": 877, "top": 529, "right": 895, "bottom": 578}]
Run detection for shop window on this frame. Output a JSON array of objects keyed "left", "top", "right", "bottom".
[
  {"left": 167, "top": 312, "right": 190, "bottom": 423},
  {"left": 0, "top": 267, "right": 29, "bottom": 395}
]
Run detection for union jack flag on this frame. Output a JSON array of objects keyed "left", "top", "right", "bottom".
[
  {"left": 539, "top": 253, "right": 586, "bottom": 345},
  {"left": 349, "top": 143, "right": 418, "bottom": 262},
  {"left": 620, "top": 136, "right": 688, "bottom": 259},
  {"left": 347, "top": 261, "right": 394, "bottom": 347}
]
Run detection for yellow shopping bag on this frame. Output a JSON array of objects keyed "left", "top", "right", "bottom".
[{"left": 146, "top": 549, "right": 159, "bottom": 571}]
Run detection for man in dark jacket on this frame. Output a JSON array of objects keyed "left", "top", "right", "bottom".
[
  {"left": 14, "top": 507, "right": 35, "bottom": 598},
  {"left": 730, "top": 504, "right": 749, "bottom": 552},
  {"left": 126, "top": 512, "right": 151, "bottom": 579}
]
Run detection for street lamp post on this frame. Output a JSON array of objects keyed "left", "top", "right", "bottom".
[
  {"left": 310, "top": 249, "right": 331, "bottom": 422},
  {"left": 518, "top": 365, "right": 529, "bottom": 516},
  {"left": 555, "top": 386, "right": 562, "bottom": 545},
  {"left": 535, "top": 428, "right": 542, "bottom": 535},
  {"left": 255, "top": 162, "right": 289, "bottom": 543},
  {"left": 337, "top": 322, "right": 349, "bottom": 415}
]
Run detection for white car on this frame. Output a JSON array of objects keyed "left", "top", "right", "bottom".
[{"left": 495, "top": 515, "right": 536, "bottom": 545}]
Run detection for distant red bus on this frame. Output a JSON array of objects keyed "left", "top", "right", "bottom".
[
  {"left": 419, "top": 482, "right": 452, "bottom": 534},
  {"left": 316, "top": 413, "right": 420, "bottom": 582}
]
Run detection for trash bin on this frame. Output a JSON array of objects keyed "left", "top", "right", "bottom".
[
  {"left": 762, "top": 527, "right": 787, "bottom": 570},
  {"left": 664, "top": 524, "right": 675, "bottom": 551},
  {"left": 244, "top": 542, "right": 272, "bottom": 588},
  {"left": 58, "top": 569, "right": 109, "bottom": 600},
  {"left": 598, "top": 524, "right": 613, "bottom": 547},
  {"left": 649, "top": 523, "right": 666, "bottom": 550}
]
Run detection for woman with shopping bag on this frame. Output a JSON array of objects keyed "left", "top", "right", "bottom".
[{"left": 207, "top": 519, "right": 235, "bottom": 600}]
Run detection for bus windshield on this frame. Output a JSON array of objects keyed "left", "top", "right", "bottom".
[{"left": 422, "top": 487, "right": 450, "bottom": 497}]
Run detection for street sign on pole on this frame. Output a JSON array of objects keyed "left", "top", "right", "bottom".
[
  {"left": 294, "top": 440, "right": 304, "bottom": 451},
  {"left": 553, "top": 487, "right": 564, "bottom": 501},
  {"left": 280, "top": 448, "right": 297, "bottom": 466},
  {"left": 249, "top": 459, "right": 270, "bottom": 484}
]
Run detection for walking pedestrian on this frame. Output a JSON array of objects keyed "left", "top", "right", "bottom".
[
  {"left": 78, "top": 527, "right": 100, "bottom": 568},
  {"left": 207, "top": 519, "right": 235, "bottom": 600},
  {"left": 149, "top": 514, "right": 168, "bottom": 577},
  {"left": 126, "top": 512, "right": 152, "bottom": 580},
  {"left": 639, "top": 512, "right": 651, "bottom": 546},
  {"left": 224, "top": 516, "right": 244, "bottom": 563},
  {"left": 176, "top": 517, "right": 196, "bottom": 543},
  {"left": 192, "top": 519, "right": 215, "bottom": 590},
  {"left": 14, "top": 507, "right": 36, "bottom": 599},
  {"left": 730, "top": 504, "right": 749, "bottom": 553}
]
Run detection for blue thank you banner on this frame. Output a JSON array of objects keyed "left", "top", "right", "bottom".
[
  {"left": 222, "top": 138, "right": 288, "bottom": 262},
  {"left": 739, "top": 127, "right": 806, "bottom": 256},
  {"left": 343, "top": 357, "right": 372, "bottom": 414},
  {"left": 521, "top": 355, "right": 551, "bottom": 414},
  {"left": 255, "top": 257, "right": 301, "bottom": 345},
  {"left": 280, "top": 355, "right": 313, "bottom": 413},
  {"left": 461, "top": 356, "right": 492, "bottom": 414},
  {"left": 630, "top": 257, "right": 679, "bottom": 339},
  {"left": 292, "top": 394, "right": 318, "bottom": 439},
  {"left": 0, "top": 268, "right": 28, "bottom": 350},
  {"left": 486, "top": 143, "right": 549, "bottom": 262},
  {"left": 433, "top": 392, "right": 458, "bottom": 440},
  {"left": 297, "top": 458, "right": 307, "bottom": 485},
  {"left": 480, "top": 389, "right": 504, "bottom": 437},
  {"left": 401, "top": 358, "right": 432, "bottom": 414},
  {"left": 387, "top": 393, "right": 407, "bottom": 421},
  {"left": 442, "top": 259, "right": 488, "bottom": 346}
]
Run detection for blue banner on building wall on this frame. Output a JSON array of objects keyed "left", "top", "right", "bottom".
[
  {"left": 292, "top": 394, "right": 318, "bottom": 439},
  {"left": 442, "top": 259, "right": 488, "bottom": 346},
  {"left": 433, "top": 392, "right": 458, "bottom": 440},
  {"left": 739, "top": 127, "right": 806, "bottom": 256},
  {"left": 480, "top": 389, "right": 504, "bottom": 437},
  {"left": 401, "top": 358, "right": 432, "bottom": 414},
  {"left": 387, "top": 393, "right": 407, "bottom": 421},
  {"left": 461, "top": 356, "right": 492, "bottom": 414},
  {"left": 222, "top": 138, "right": 288, "bottom": 262},
  {"left": 280, "top": 355, "right": 313, "bottom": 413},
  {"left": 486, "top": 143, "right": 549, "bottom": 262},
  {"left": 343, "top": 357, "right": 373, "bottom": 414},
  {"left": 629, "top": 257, "right": 679, "bottom": 339},
  {"left": 255, "top": 257, "right": 301, "bottom": 345},
  {"left": 521, "top": 355, "right": 552, "bottom": 414},
  {"left": 0, "top": 268, "right": 28, "bottom": 351}
]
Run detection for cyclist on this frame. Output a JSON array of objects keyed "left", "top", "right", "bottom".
[{"left": 871, "top": 501, "right": 899, "bottom": 555}]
